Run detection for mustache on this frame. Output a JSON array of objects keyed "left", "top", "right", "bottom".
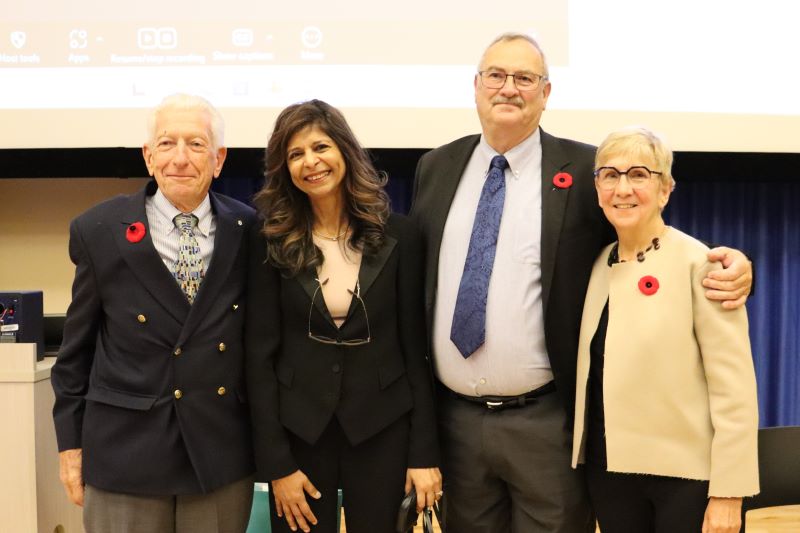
[{"left": 491, "top": 96, "right": 524, "bottom": 107}]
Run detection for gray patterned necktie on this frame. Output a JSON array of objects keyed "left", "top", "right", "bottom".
[{"left": 172, "top": 213, "right": 204, "bottom": 303}]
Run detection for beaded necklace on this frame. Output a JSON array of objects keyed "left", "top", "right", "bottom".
[{"left": 607, "top": 237, "right": 661, "bottom": 266}]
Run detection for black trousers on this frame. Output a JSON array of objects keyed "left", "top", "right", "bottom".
[
  {"left": 270, "top": 414, "right": 409, "bottom": 533},
  {"left": 585, "top": 464, "right": 712, "bottom": 533}
]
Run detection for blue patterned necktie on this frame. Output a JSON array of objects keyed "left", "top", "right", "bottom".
[
  {"left": 172, "top": 213, "right": 204, "bottom": 303},
  {"left": 450, "top": 155, "right": 509, "bottom": 358}
]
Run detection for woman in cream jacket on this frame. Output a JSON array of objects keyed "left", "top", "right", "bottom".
[{"left": 572, "top": 127, "right": 758, "bottom": 533}]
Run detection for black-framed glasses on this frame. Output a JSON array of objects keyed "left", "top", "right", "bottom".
[
  {"left": 478, "top": 70, "right": 547, "bottom": 91},
  {"left": 308, "top": 278, "right": 371, "bottom": 346},
  {"left": 593, "top": 166, "right": 662, "bottom": 190}
]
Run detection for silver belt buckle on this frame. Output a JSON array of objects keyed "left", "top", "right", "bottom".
[{"left": 485, "top": 400, "right": 504, "bottom": 409}]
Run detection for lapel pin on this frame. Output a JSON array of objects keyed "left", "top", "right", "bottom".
[
  {"left": 553, "top": 172, "right": 573, "bottom": 189},
  {"left": 125, "top": 221, "right": 146, "bottom": 243},
  {"left": 638, "top": 275, "right": 660, "bottom": 295}
]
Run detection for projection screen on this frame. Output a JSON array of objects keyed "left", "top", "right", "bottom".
[{"left": 1, "top": 0, "right": 798, "bottom": 151}]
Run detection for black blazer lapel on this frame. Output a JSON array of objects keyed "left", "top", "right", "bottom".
[
  {"left": 333, "top": 233, "right": 397, "bottom": 328},
  {"left": 422, "top": 135, "right": 480, "bottom": 309},
  {"left": 111, "top": 183, "right": 190, "bottom": 324},
  {"left": 540, "top": 129, "right": 575, "bottom": 314},
  {"left": 296, "top": 268, "right": 336, "bottom": 329},
  {"left": 178, "top": 192, "right": 248, "bottom": 345},
  {"left": 357, "top": 233, "right": 396, "bottom": 298}
]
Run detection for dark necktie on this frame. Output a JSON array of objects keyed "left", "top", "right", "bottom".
[
  {"left": 450, "top": 155, "right": 509, "bottom": 358},
  {"left": 172, "top": 213, "right": 204, "bottom": 303}
]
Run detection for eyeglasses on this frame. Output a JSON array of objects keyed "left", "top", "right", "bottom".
[
  {"left": 478, "top": 70, "right": 547, "bottom": 91},
  {"left": 594, "top": 166, "right": 662, "bottom": 190},
  {"left": 308, "top": 278, "right": 371, "bottom": 346}
]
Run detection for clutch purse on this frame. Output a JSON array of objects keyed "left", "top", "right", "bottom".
[
  {"left": 396, "top": 487, "right": 442, "bottom": 533},
  {"left": 396, "top": 487, "right": 419, "bottom": 532}
]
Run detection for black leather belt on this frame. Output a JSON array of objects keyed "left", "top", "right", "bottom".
[{"left": 452, "top": 380, "right": 556, "bottom": 410}]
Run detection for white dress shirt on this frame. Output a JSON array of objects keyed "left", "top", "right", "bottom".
[
  {"left": 145, "top": 189, "right": 216, "bottom": 273},
  {"left": 433, "top": 130, "right": 553, "bottom": 396}
]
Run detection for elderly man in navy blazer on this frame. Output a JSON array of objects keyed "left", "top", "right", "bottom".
[
  {"left": 51, "top": 94, "right": 256, "bottom": 533},
  {"left": 410, "top": 33, "right": 754, "bottom": 533}
]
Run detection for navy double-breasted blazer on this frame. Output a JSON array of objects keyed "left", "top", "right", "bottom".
[{"left": 51, "top": 181, "right": 256, "bottom": 495}]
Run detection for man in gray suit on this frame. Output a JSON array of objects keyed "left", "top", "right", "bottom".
[
  {"left": 52, "top": 94, "right": 256, "bottom": 533},
  {"left": 410, "top": 33, "right": 752, "bottom": 533}
]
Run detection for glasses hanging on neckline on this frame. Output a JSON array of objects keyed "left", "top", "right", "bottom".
[{"left": 308, "top": 278, "right": 371, "bottom": 346}]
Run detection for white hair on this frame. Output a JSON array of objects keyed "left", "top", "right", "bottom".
[{"left": 146, "top": 93, "right": 225, "bottom": 149}]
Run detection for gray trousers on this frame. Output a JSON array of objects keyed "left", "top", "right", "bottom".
[
  {"left": 83, "top": 475, "right": 255, "bottom": 533},
  {"left": 438, "top": 389, "right": 593, "bottom": 533}
]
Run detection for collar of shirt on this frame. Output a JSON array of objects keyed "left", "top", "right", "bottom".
[
  {"left": 477, "top": 128, "right": 542, "bottom": 182},
  {"left": 152, "top": 189, "right": 213, "bottom": 237}
]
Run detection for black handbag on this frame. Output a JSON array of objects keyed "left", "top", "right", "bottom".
[{"left": 396, "top": 487, "right": 443, "bottom": 533}]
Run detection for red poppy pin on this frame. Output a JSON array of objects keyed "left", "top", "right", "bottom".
[
  {"left": 553, "top": 172, "right": 573, "bottom": 189},
  {"left": 638, "top": 275, "right": 659, "bottom": 296},
  {"left": 126, "top": 221, "right": 146, "bottom": 243}
]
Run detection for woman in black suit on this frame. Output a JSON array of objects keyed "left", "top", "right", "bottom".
[{"left": 246, "top": 99, "right": 441, "bottom": 533}]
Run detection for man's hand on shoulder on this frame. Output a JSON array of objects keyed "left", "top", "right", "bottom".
[
  {"left": 704, "top": 247, "right": 752, "bottom": 309},
  {"left": 59, "top": 448, "right": 84, "bottom": 506}
]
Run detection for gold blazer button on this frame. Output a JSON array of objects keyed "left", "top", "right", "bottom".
[
  {"left": 173, "top": 347, "right": 182, "bottom": 356},
  {"left": 217, "top": 387, "right": 227, "bottom": 396},
  {"left": 174, "top": 389, "right": 183, "bottom": 399},
  {"left": 218, "top": 343, "right": 226, "bottom": 352},
  {"left": 137, "top": 314, "right": 147, "bottom": 323}
]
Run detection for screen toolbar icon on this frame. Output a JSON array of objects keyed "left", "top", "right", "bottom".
[
  {"left": 69, "top": 29, "right": 88, "bottom": 49},
  {"left": 137, "top": 27, "right": 178, "bottom": 50},
  {"left": 232, "top": 28, "right": 254, "bottom": 47},
  {"left": 10, "top": 31, "right": 26, "bottom": 49},
  {"left": 301, "top": 26, "right": 323, "bottom": 49}
]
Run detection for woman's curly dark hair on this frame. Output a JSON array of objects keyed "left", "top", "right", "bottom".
[{"left": 253, "top": 100, "right": 391, "bottom": 276}]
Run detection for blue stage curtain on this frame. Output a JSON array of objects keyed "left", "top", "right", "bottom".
[
  {"left": 214, "top": 173, "right": 798, "bottom": 427},
  {"left": 664, "top": 180, "right": 800, "bottom": 427}
]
